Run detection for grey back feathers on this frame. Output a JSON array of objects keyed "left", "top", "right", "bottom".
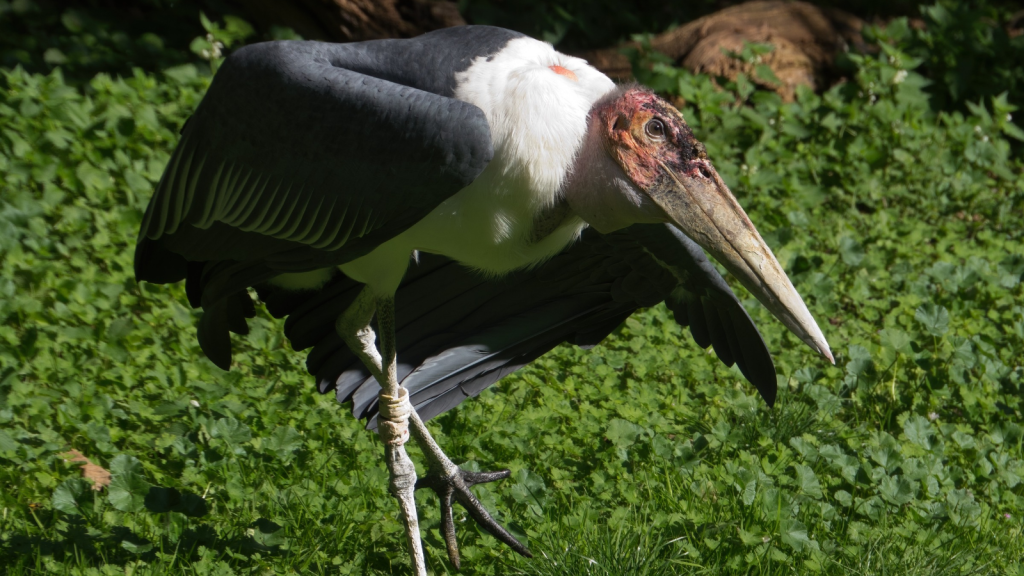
[
  {"left": 257, "top": 223, "right": 777, "bottom": 428},
  {"left": 136, "top": 27, "right": 524, "bottom": 368}
]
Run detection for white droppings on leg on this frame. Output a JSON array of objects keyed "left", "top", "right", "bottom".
[{"left": 378, "top": 388, "right": 412, "bottom": 447}]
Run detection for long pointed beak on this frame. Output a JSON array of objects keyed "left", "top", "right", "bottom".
[{"left": 647, "top": 159, "right": 834, "bottom": 364}]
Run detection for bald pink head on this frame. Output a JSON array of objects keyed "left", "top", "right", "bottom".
[
  {"left": 564, "top": 85, "right": 834, "bottom": 366},
  {"left": 590, "top": 86, "right": 712, "bottom": 190}
]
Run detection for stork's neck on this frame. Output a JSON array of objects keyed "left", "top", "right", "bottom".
[
  {"left": 562, "top": 116, "right": 667, "bottom": 234},
  {"left": 528, "top": 198, "right": 573, "bottom": 244}
]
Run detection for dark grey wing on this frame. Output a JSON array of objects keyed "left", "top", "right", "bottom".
[
  {"left": 628, "top": 224, "right": 777, "bottom": 405},
  {"left": 135, "top": 27, "right": 522, "bottom": 368},
  {"left": 258, "top": 223, "right": 777, "bottom": 429}
]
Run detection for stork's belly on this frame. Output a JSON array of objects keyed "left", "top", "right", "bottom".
[
  {"left": 407, "top": 208, "right": 584, "bottom": 273},
  {"left": 336, "top": 208, "right": 585, "bottom": 295}
]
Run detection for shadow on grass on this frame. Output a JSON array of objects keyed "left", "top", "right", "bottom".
[{"left": 0, "top": 484, "right": 288, "bottom": 570}]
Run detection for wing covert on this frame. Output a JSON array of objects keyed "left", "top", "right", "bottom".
[{"left": 136, "top": 29, "right": 516, "bottom": 285}]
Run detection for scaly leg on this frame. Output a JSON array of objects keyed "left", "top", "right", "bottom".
[
  {"left": 337, "top": 288, "right": 531, "bottom": 572},
  {"left": 336, "top": 289, "right": 425, "bottom": 576}
]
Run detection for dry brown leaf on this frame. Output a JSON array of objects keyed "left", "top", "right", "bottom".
[
  {"left": 62, "top": 449, "right": 112, "bottom": 490},
  {"left": 81, "top": 463, "right": 111, "bottom": 490}
]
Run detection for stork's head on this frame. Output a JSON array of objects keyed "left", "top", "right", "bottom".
[{"left": 564, "top": 86, "right": 833, "bottom": 362}]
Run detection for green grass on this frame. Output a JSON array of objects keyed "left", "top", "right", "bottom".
[{"left": 2, "top": 4, "right": 1024, "bottom": 575}]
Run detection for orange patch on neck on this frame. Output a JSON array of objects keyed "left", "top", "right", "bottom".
[{"left": 549, "top": 65, "right": 578, "bottom": 82}]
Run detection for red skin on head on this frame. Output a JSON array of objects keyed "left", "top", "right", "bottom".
[{"left": 592, "top": 87, "right": 712, "bottom": 190}]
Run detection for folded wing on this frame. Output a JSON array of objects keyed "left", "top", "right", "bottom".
[
  {"left": 257, "top": 223, "right": 777, "bottom": 428},
  {"left": 135, "top": 28, "right": 524, "bottom": 368}
]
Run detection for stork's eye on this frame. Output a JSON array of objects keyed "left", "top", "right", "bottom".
[{"left": 645, "top": 119, "right": 666, "bottom": 140}]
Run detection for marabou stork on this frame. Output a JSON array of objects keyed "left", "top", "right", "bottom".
[{"left": 135, "top": 26, "right": 833, "bottom": 574}]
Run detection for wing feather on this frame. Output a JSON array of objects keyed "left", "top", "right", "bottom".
[
  {"left": 178, "top": 150, "right": 207, "bottom": 229},
  {"left": 152, "top": 142, "right": 184, "bottom": 236},
  {"left": 134, "top": 28, "right": 527, "bottom": 368},
  {"left": 223, "top": 172, "right": 267, "bottom": 225},
  {"left": 167, "top": 146, "right": 195, "bottom": 234},
  {"left": 256, "top": 223, "right": 780, "bottom": 426},
  {"left": 194, "top": 158, "right": 226, "bottom": 228},
  {"left": 136, "top": 32, "right": 501, "bottom": 287},
  {"left": 238, "top": 179, "right": 284, "bottom": 232}
]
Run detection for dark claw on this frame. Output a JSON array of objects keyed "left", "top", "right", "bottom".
[{"left": 416, "top": 467, "right": 532, "bottom": 569}]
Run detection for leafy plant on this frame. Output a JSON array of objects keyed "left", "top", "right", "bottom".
[
  {"left": 1, "top": 4, "right": 1023, "bottom": 575},
  {"left": 902, "top": 0, "right": 1024, "bottom": 115},
  {"left": 0, "top": 0, "right": 204, "bottom": 81},
  {"left": 189, "top": 12, "right": 255, "bottom": 72}
]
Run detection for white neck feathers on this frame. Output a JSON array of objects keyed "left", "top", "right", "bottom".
[{"left": 454, "top": 37, "right": 616, "bottom": 208}]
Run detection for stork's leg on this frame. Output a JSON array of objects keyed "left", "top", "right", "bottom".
[
  {"left": 337, "top": 288, "right": 531, "bottom": 572},
  {"left": 409, "top": 411, "right": 533, "bottom": 569},
  {"left": 336, "top": 289, "right": 426, "bottom": 576}
]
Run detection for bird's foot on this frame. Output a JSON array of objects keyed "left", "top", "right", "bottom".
[
  {"left": 375, "top": 383, "right": 529, "bottom": 572},
  {"left": 416, "top": 467, "right": 531, "bottom": 568}
]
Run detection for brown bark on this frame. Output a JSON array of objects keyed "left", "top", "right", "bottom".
[
  {"left": 575, "top": 1, "right": 865, "bottom": 101},
  {"left": 226, "top": 0, "right": 466, "bottom": 42}
]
